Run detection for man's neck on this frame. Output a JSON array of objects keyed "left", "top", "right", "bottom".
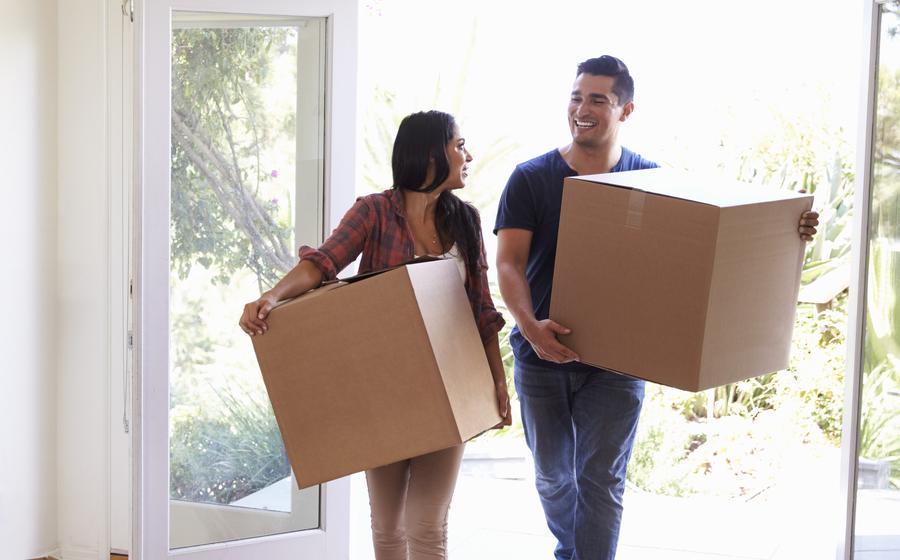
[{"left": 559, "top": 141, "right": 622, "bottom": 175}]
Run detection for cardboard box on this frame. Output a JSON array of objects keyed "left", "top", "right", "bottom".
[
  {"left": 251, "top": 259, "right": 501, "bottom": 488},
  {"left": 549, "top": 168, "right": 814, "bottom": 392}
]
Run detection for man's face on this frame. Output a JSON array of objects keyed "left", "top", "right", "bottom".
[{"left": 567, "top": 73, "right": 633, "bottom": 148}]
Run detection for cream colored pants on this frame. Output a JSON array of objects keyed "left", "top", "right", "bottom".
[{"left": 365, "top": 443, "right": 466, "bottom": 560}]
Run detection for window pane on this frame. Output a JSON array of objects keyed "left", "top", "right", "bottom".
[
  {"left": 168, "top": 12, "right": 324, "bottom": 549},
  {"left": 854, "top": 3, "right": 900, "bottom": 557}
]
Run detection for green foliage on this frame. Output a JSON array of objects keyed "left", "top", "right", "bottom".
[
  {"left": 627, "top": 386, "right": 705, "bottom": 496},
  {"left": 168, "top": 26, "right": 305, "bottom": 506},
  {"left": 858, "top": 361, "right": 900, "bottom": 488},
  {"left": 170, "top": 384, "right": 290, "bottom": 504},
  {"left": 854, "top": 50, "right": 900, "bottom": 488},
  {"left": 784, "top": 298, "right": 849, "bottom": 446},
  {"left": 170, "top": 299, "right": 216, "bottom": 409},
  {"left": 875, "top": 66, "right": 900, "bottom": 195},
  {"left": 171, "top": 26, "right": 296, "bottom": 288},
  {"left": 888, "top": 3, "right": 900, "bottom": 40},
  {"left": 866, "top": 238, "right": 900, "bottom": 366}
]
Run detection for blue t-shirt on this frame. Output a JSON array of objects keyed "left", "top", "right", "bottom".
[{"left": 494, "top": 147, "right": 659, "bottom": 373}]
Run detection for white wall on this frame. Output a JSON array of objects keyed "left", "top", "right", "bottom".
[
  {"left": 0, "top": 0, "right": 59, "bottom": 558},
  {"left": 0, "top": 0, "right": 60, "bottom": 557},
  {"left": 57, "top": 0, "right": 110, "bottom": 558}
]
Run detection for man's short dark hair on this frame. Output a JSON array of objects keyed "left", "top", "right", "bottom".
[{"left": 576, "top": 55, "right": 634, "bottom": 106}]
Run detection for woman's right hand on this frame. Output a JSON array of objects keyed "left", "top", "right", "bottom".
[
  {"left": 494, "top": 380, "right": 513, "bottom": 429},
  {"left": 239, "top": 292, "right": 279, "bottom": 336}
]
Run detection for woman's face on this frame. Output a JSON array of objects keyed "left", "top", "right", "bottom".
[{"left": 438, "top": 125, "right": 473, "bottom": 191}]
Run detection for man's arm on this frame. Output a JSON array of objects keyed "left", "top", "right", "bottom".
[{"left": 496, "top": 228, "right": 579, "bottom": 364}]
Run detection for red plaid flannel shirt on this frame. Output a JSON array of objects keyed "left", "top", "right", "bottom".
[{"left": 298, "top": 189, "right": 505, "bottom": 343}]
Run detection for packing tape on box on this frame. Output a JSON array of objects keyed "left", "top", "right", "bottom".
[{"left": 625, "top": 188, "right": 646, "bottom": 229}]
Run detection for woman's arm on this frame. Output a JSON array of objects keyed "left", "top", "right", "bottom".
[
  {"left": 240, "top": 197, "right": 375, "bottom": 336},
  {"left": 484, "top": 333, "right": 512, "bottom": 427},
  {"left": 239, "top": 260, "right": 323, "bottom": 336}
]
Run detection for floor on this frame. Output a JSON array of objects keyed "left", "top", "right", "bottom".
[
  {"left": 349, "top": 438, "right": 899, "bottom": 560},
  {"left": 101, "top": 438, "right": 900, "bottom": 559}
]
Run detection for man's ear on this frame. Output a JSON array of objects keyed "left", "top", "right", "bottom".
[{"left": 619, "top": 101, "right": 635, "bottom": 122}]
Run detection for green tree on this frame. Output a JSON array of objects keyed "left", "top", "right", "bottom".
[
  {"left": 171, "top": 26, "right": 295, "bottom": 289},
  {"left": 169, "top": 25, "right": 300, "bottom": 503}
]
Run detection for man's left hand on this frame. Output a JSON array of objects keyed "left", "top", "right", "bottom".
[{"left": 799, "top": 210, "right": 819, "bottom": 242}]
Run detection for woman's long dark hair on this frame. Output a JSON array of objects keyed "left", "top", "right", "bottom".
[{"left": 391, "top": 110, "right": 482, "bottom": 274}]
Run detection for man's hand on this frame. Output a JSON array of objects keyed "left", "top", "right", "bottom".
[
  {"left": 798, "top": 210, "right": 819, "bottom": 242},
  {"left": 497, "top": 228, "right": 580, "bottom": 364},
  {"left": 521, "top": 319, "right": 580, "bottom": 364}
]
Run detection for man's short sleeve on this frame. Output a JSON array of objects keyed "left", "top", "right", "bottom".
[{"left": 494, "top": 165, "right": 538, "bottom": 234}]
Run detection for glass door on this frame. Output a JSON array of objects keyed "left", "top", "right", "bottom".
[
  {"left": 853, "top": 2, "right": 900, "bottom": 558},
  {"left": 842, "top": 1, "right": 900, "bottom": 558},
  {"left": 168, "top": 12, "right": 324, "bottom": 548},
  {"left": 136, "top": 1, "right": 357, "bottom": 558}
]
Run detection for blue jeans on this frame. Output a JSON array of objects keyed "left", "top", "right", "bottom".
[{"left": 514, "top": 361, "right": 645, "bottom": 560}]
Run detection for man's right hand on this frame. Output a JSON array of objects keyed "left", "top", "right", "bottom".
[{"left": 521, "top": 319, "right": 580, "bottom": 363}]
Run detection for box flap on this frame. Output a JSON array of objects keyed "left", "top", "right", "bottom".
[
  {"left": 270, "top": 256, "right": 444, "bottom": 313},
  {"left": 326, "top": 255, "right": 442, "bottom": 285},
  {"left": 573, "top": 167, "right": 811, "bottom": 208},
  {"left": 407, "top": 259, "right": 501, "bottom": 440}
]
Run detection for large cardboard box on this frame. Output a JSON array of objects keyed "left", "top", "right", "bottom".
[
  {"left": 550, "top": 168, "right": 814, "bottom": 392},
  {"left": 251, "top": 259, "right": 501, "bottom": 488}
]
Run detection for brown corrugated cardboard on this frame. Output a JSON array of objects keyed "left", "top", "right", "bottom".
[
  {"left": 550, "top": 167, "right": 814, "bottom": 392},
  {"left": 251, "top": 258, "right": 501, "bottom": 488}
]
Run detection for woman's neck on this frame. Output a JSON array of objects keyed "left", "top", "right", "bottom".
[{"left": 402, "top": 188, "right": 441, "bottom": 225}]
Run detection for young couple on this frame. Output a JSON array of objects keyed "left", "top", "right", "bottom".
[{"left": 239, "top": 55, "right": 820, "bottom": 560}]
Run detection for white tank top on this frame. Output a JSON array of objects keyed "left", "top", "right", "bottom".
[{"left": 416, "top": 243, "right": 466, "bottom": 283}]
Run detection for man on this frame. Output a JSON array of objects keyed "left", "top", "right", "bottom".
[{"left": 494, "top": 55, "right": 819, "bottom": 560}]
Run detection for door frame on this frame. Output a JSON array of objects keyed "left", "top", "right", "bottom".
[
  {"left": 131, "top": 0, "right": 358, "bottom": 557},
  {"left": 109, "top": 0, "right": 133, "bottom": 553},
  {"left": 837, "top": 0, "right": 885, "bottom": 558}
]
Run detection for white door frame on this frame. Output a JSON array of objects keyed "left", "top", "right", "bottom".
[
  {"left": 131, "top": 0, "right": 358, "bottom": 557},
  {"left": 837, "top": 1, "right": 887, "bottom": 558},
  {"left": 109, "top": 0, "right": 134, "bottom": 553}
]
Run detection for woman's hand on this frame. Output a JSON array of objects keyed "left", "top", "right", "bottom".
[
  {"left": 493, "top": 379, "right": 513, "bottom": 429},
  {"left": 239, "top": 292, "right": 279, "bottom": 336},
  {"left": 482, "top": 334, "right": 512, "bottom": 429},
  {"left": 239, "top": 260, "right": 325, "bottom": 336}
]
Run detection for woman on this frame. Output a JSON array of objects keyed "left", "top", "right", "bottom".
[{"left": 239, "top": 110, "right": 511, "bottom": 559}]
